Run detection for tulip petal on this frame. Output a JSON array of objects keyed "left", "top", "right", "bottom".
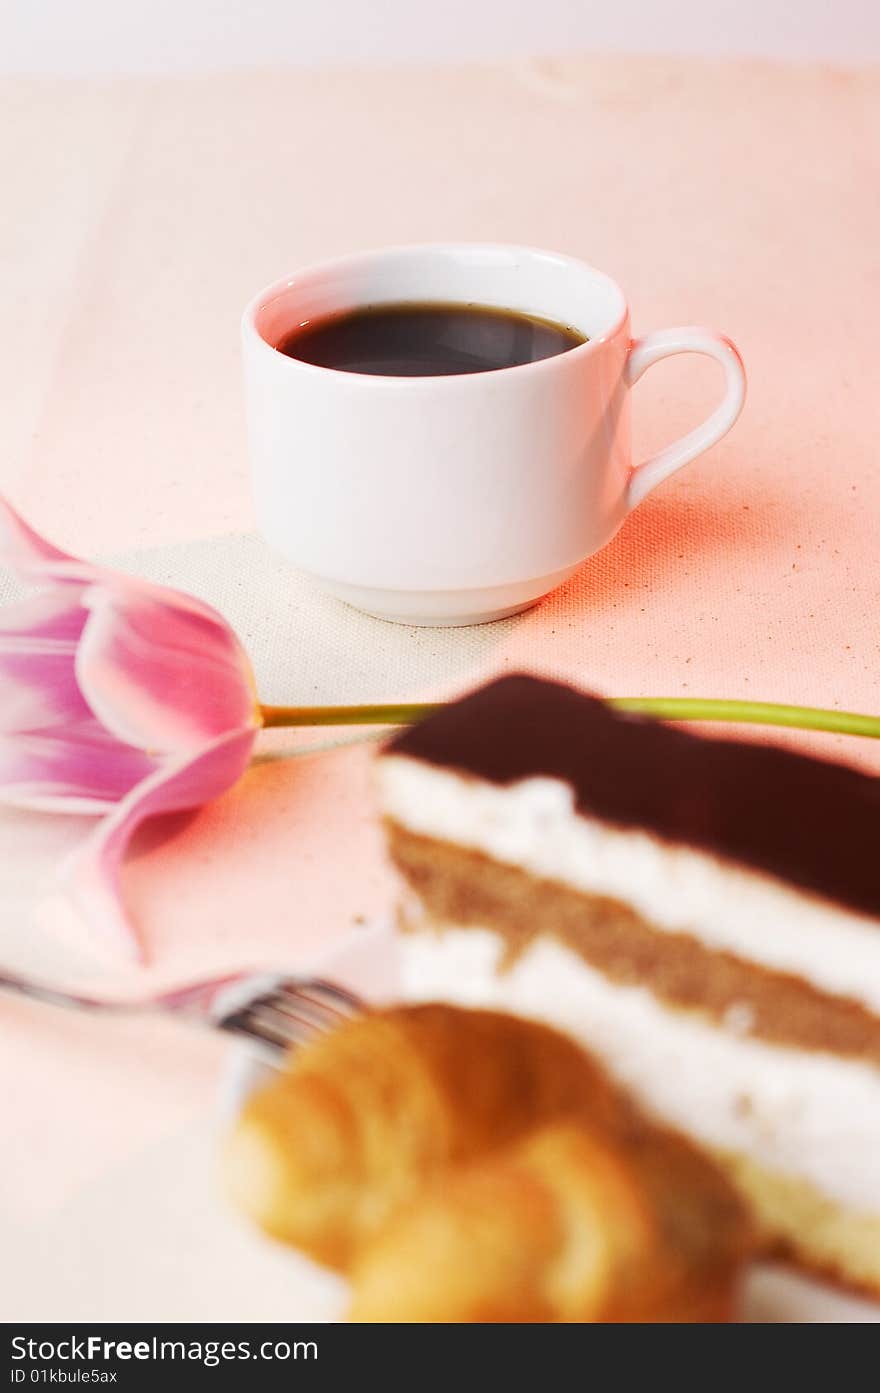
[
  {"left": 75, "top": 587, "right": 257, "bottom": 754},
  {"left": 0, "top": 494, "right": 76, "bottom": 568},
  {"left": 0, "top": 639, "right": 91, "bottom": 734},
  {"left": 0, "top": 594, "right": 93, "bottom": 733},
  {"left": 0, "top": 495, "right": 131, "bottom": 591},
  {"left": 0, "top": 590, "right": 87, "bottom": 642},
  {"left": 0, "top": 495, "right": 132, "bottom": 625},
  {"left": 0, "top": 492, "right": 251, "bottom": 631},
  {"left": 0, "top": 728, "right": 157, "bottom": 813},
  {"left": 68, "top": 727, "right": 256, "bottom": 957}
]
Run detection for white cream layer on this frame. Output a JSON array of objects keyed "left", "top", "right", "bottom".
[
  {"left": 398, "top": 925, "right": 880, "bottom": 1213},
  {"left": 379, "top": 756, "right": 880, "bottom": 1013}
]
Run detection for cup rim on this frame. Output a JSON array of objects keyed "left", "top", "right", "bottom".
[{"left": 241, "top": 242, "right": 629, "bottom": 387}]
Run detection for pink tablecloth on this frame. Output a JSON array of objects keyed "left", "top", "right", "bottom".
[{"left": 1, "top": 54, "right": 879, "bottom": 1320}]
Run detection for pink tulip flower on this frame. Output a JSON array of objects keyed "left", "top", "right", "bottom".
[{"left": 0, "top": 495, "right": 260, "bottom": 959}]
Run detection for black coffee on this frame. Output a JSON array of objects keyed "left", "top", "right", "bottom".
[{"left": 276, "top": 302, "right": 586, "bottom": 377}]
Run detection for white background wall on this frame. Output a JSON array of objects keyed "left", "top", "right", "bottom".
[{"left": 5, "top": 0, "right": 880, "bottom": 74}]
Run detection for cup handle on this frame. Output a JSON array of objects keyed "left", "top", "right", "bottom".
[{"left": 625, "top": 327, "right": 746, "bottom": 509}]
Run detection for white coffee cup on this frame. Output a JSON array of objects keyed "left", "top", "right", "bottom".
[{"left": 243, "top": 244, "right": 745, "bottom": 626}]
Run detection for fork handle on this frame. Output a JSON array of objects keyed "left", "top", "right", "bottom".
[
  {"left": 0, "top": 970, "right": 118, "bottom": 1014},
  {"left": 0, "top": 968, "right": 253, "bottom": 1019}
]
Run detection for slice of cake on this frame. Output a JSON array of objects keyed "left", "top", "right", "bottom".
[{"left": 376, "top": 674, "right": 880, "bottom": 1296}]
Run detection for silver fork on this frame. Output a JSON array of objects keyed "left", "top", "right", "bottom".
[{"left": 0, "top": 968, "right": 364, "bottom": 1060}]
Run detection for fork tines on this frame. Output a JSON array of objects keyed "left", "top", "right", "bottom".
[{"left": 218, "top": 979, "right": 361, "bottom": 1056}]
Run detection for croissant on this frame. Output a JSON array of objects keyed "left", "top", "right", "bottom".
[
  {"left": 223, "top": 1002, "right": 628, "bottom": 1269},
  {"left": 224, "top": 1001, "right": 754, "bottom": 1316},
  {"left": 349, "top": 1123, "right": 752, "bottom": 1322}
]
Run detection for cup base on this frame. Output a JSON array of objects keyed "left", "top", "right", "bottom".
[
  {"left": 316, "top": 564, "right": 580, "bottom": 627},
  {"left": 362, "top": 600, "right": 537, "bottom": 627}
]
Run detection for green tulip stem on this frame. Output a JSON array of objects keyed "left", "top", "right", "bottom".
[{"left": 259, "top": 697, "right": 880, "bottom": 740}]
